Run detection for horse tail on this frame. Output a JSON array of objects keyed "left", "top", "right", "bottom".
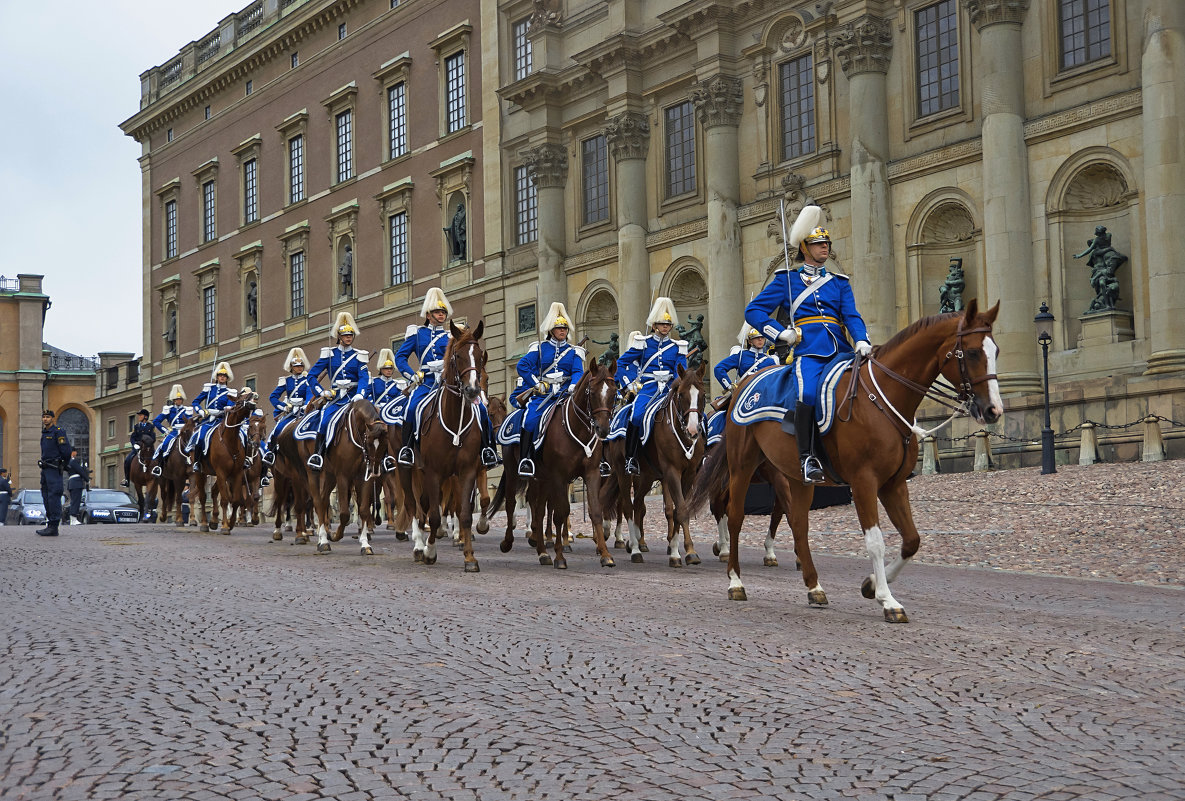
[
  {"left": 600, "top": 469, "right": 621, "bottom": 517},
  {"left": 687, "top": 438, "right": 729, "bottom": 518},
  {"left": 489, "top": 471, "right": 507, "bottom": 515}
]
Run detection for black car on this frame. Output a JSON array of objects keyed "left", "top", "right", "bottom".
[
  {"left": 8, "top": 489, "right": 48, "bottom": 526},
  {"left": 79, "top": 489, "right": 141, "bottom": 524}
]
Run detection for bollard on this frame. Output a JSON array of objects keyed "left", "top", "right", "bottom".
[
  {"left": 1078, "top": 422, "right": 1099, "bottom": 465},
  {"left": 1142, "top": 416, "right": 1166, "bottom": 462},
  {"left": 921, "top": 435, "right": 940, "bottom": 474},
  {"left": 973, "top": 430, "right": 991, "bottom": 471}
]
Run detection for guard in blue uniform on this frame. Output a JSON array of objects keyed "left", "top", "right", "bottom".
[
  {"left": 707, "top": 325, "right": 780, "bottom": 445},
  {"left": 305, "top": 312, "right": 370, "bottom": 471},
  {"left": 37, "top": 409, "right": 72, "bottom": 536},
  {"left": 512, "top": 302, "right": 586, "bottom": 478},
  {"left": 261, "top": 348, "right": 318, "bottom": 467},
  {"left": 120, "top": 408, "right": 155, "bottom": 487},
  {"left": 617, "top": 297, "right": 689, "bottom": 475},
  {"left": 744, "top": 205, "right": 872, "bottom": 483},
  {"left": 187, "top": 363, "right": 238, "bottom": 473},
  {"left": 150, "top": 384, "right": 190, "bottom": 476},
  {"left": 367, "top": 348, "right": 406, "bottom": 412}
]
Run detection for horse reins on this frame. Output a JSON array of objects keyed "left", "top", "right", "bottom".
[
  {"left": 658, "top": 377, "right": 702, "bottom": 461},
  {"left": 561, "top": 376, "right": 615, "bottom": 458}
]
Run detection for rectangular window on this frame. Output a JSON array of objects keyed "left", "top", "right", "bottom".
[
  {"left": 202, "top": 286, "right": 216, "bottom": 346},
  {"left": 107, "top": 419, "right": 115, "bottom": 439},
  {"left": 164, "top": 199, "right": 177, "bottom": 259},
  {"left": 245, "top": 80, "right": 253, "bottom": 95},
  {"left": 389, "top": 212, "right": 409, "bottom": 285},
  {"left": 388, "top": 82, "right": 407, "bottom": 159},
  {"left": 664, "top": 101, "right": 696, "bottom": 199},
  {"left": 204, "top": 105, "right": 211, "bottom": 120},
  {"left": 243, "top": 158, "right": 258, "bottom": 224},
  {"left": 581, "top": 135, "right": 609, "bottom": 225},
  {"left": 338, "top": 23, "right": 347, "bottom": 39},
  {"left": 916, "top": 0, "right": 960, "bottom": 117},
  {"left": 445, "top": 51, "right": 466, "bottom": 133},
  {"left": 290, "top": 251, "right": 305, "bottom": 317},
  {"left": 779, "top": 55, "right": 816, "bottom": 159},
  {"left": 1059, "top": 0, "right": 1111, "bottom": 69},
  {"left": 291, "top": 52, "right": 298, "bottom": 68},
  {"left": 167, "top": 128, "right": 173, "bottom": 142},
  {"left": 202, "top": 180, "right": 216, "bottom": 242},
  {"left": 514, "top": 164, "right": 537, "bottom": 246},
  {"left": 106, "top": 466, "right": 116, "bottom": 488},
  {"left": 335, "top": 110, "right": 353, "bottom": 182},
  {"left": 288, "top": 134, "right": 304, "bottom": 204},
  {"left": 513, "top": 18, "right": 533, "bottom": 81}
]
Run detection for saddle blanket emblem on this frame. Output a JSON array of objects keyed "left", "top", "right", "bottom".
[
  {"left": 294, "top": 402, "right": 350, "bottom": 441},
  {"left": 379, "top": 394, "right": 409, "bottom": 426},
  {"left": 497, "top": 408, "right": 525, "bottom": 445},
  {"left": 728, "top": 357, "right": 852, "bottom": 436},
  {"left": 607, "top": 392, "right": 664, "bottom": 442}
]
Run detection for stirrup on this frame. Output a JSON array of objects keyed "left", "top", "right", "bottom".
[
  {"left": 119, "top": 479, "right": 129, "bottom": 487},
  {"left": 307, "top": 453, "right": 323, "bottom": 471},
  {"left": 517, "top": 458, "right": 536, "bottom": 478},
  {"left": 151, "top": 466, "right": 162, "bottom": 477},
  {"left": 802, "top": 455, "right": 825, "bottom": 484},
  {"left": 381, "top": 455, "right": 397, "bottom": 473},
  {"left": 397, "top": 446, "right": 415, "bottom": 467},
  {"left": 260, "top": 476, "right": 271, "bottom": 488},
  {"left": 481, "top": 447, "right": 499, "bottom": 468},
  {"left": 599, "top": 460, "right": 611, "bottom": 478},
  {"left": 624, "top": 456, "right": 640, "bottom": 476},
  {"left": 261, "top": 450, "right": 275, "bottom": 466}
]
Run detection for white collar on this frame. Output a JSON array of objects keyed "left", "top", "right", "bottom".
[{"left": 801, "top": 262, "right": 825, "bottom": 277}]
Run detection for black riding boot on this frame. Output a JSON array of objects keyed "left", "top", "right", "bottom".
[
  {"left": 481, "top": 425, "right": 499, "bottom": 468},
  {"left": 517, "top": 433, "right": 537, "bottom": 478},
  {"left": 307, "top": 431, "right": 325, "bottom": 471},
  {"left": 121, "top": 453, "right": 131, "bottom": 487},
  {"left": 624, "top": 424, "right": 641, "bottom": 476},
  {"left": 397, "top": 419, "right": 416, "bottom": 466},
  {"left": 796, "top": 403, "right": 824, "bottom": 483}
]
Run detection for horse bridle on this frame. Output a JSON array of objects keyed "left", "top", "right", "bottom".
[
  {"left": 562, "top": 375, "right": 615, "bottom": 457},
  {"left": 659, "top": 375, "right": 703, "bottom": 460}
]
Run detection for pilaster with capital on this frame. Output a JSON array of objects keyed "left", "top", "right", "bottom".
[
  {"left": 831, "top": 15, "right": 893, "bottom": 78},
  {"left": 524, "top": 143, "right": 569, "bottom": 306},
  {"left": 691, "top": 74, "right": 743, "bottom": 130},
  {"left": 963, "top": 0, "right": 1029, "bottom": 30},
  {"left": 606, "top": 111, "right": 651, "bottom": 333}
]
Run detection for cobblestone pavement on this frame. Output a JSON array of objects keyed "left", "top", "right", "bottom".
[{"left": 3, "top": 461, "right": 1184, "bottom": 801}]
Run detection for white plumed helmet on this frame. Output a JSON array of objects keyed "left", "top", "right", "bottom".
[{"left": 420, "top": 287, "right": 453, "bottom": 319}]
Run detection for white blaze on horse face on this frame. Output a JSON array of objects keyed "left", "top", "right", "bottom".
[
  {"left": 462, "top": 344, "right": 480, "bottom": 392},
  {"left": 686, "top": 387, "right": 700, "bottom": 435},
  {"left": 983, "top": 336, "right": 1004, "bottom": 419}
]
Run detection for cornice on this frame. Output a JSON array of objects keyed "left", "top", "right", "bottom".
[{"left": 498, "top": 67, "right": 602, "bottom": 111}]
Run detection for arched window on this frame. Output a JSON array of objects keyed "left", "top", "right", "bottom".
[{"left": 57, "top": 408, "right": 90, "bottom": 465}]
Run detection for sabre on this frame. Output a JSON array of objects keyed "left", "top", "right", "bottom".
[{"left": 779, "top": 197, "right": 793, "bottom": 271}]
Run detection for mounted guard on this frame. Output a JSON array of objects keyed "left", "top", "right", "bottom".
[
  {"left": 120, "top": 408, "right": 156, "bottom": 487},
  {"left": 261, "top": 347, "right": 319, "bottom": 467},
  {"left": 744, "top": 205, "right": 871, "bottom": 483},
  {"left": 305, "top": 312, "right": 370, "bottom": 471},
  {"left": 150, "top": 384, "right": 190, "bottom": 477},
  {"left": 615, "top": 297, "right": 688, "bottom": 476},
  {"left": 705, "top": 325, "right": 779, "bottom": 448},
  {"left": 367, "top": 348, "right": 407, "bottom": 413},
  {"left": 512, "top": 302, "right": 586, "bottom": 478},
  {"left": 186, "top": 362, "right": 238, "bottom": 473}
]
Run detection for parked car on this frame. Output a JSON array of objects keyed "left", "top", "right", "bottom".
[
  {"left": 8, "top": 489, "right": 47, "bottom": 525},
  {"left": 79, "top": 488, "right": 141, "bottom": 524}
]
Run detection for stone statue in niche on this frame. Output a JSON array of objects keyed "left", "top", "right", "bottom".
[
  {"left": 678, "top": 314, "right": 708, "bottom": 369},
  {"left": 246, "top": 281, "right": 258, "bottom": 326},
  {"left": 590, "top": 333, "right": 620, "bottom": 367},
  {"left": 1073, "top": 226, "right": 1128, "bottom": 313},
  {"left": 938, "top": 258, "right": 966, "bottom": 313},
  {"left": 444, "top": 203, "right": 467, "bottom": 262},
  {"left": 338, "top": 245, "right": 353, "bottom": 299},
  {"left": 163, "top": 307, "right": 177, "bottom": 353}
]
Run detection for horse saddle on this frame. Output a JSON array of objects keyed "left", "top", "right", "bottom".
[
  {"left": 294, "top": 402, "right": 350, "bottom": 441},
  {"left": 729, "top": 355, "right": 853, "bottom": 436},
  {"left": 606, "top": 391, "right": 664, "bottom": 443}
]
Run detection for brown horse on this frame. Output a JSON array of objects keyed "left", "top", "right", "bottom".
[
  {"left": 191, "top": 393, "right": 257, "bottom": 534},
  {"left": 297, "top": 397, "right": 388, "bottom": 554},
  {"left": 708, "top": 456, "right": 795, "bottom": 568},
  {"left": 157, "top": 417, "right": 197, "bottom": 526},
  {"left": 495, "top": 358, "right": 618, "bottom": 568},
  {"left": 688, "top": 301, "right": 1003, "bottom": 622},
  {"left": 239, "top": 412, "right": 267, "bottom": 526},
  {"left": 127, "top": 429, "right": 159, "bottom": 522},
  {"left": 602, "top": 362, "right": 707, "bottom": 567},
  {"left": 398, "top": 321, "right": 487, "bottom": 571},
  {"left": 267, "top": 403, "right": 320, "bottom": 544}
]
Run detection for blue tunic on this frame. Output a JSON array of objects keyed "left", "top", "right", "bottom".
[
  {"left": 396, "top": 324, "right": 451, "bottom": 430},
  {"left": 367, "top": 375, "right": 405, "bottom": 410},
  {"left": 713, "top": 346, "right": 780, "bottom": 392},
  {"left": 152, "top": 404, "right": 190, "bottom": 459},
  {"left": 306, "top": 346, "right": 371, "bottom": 437},
  {"left": 617, "top": 333, "right": 688, "bottom": 428},
  {"left": 744, "top": 266, "right": 869, "bottom": 405},
  {"left": 512, "top": 338, "right": 586, "bottom": 435},
  {"left": 269, "top": 372, "right": 320, "bottom": 437},
  {"left": 188, "top": 383, "right": 236, "bottom": 452}
]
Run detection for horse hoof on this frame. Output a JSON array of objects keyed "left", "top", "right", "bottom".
[
  {"left": 316, "top": 543, "right": 331, "bottom": 554},
  {"left": 271, "top": 532, "right": 282, "bottom": 542},
  {"left": 685, "top": 553, "right": 701, "bottom": 566},
  {"left": 294, "top": 536, "right": 309, "bottom": 545},
  {"left": 601, "top": 557, "right": 616, "bottom": 568},
  {"left": 728, "top": 587, "right": 748, "bottom": 601},
  {"left": 554, "top": 559, "right": 567, "bottom": 570},
  {"left": 499, "top": 540, "right": 513, "bottom": 553},
  {"left": 712, "top": 543, "right": 721, "bottom": 556},
  {"left": 638, "top": 542, "right": 649, "bottom": 553},
  {"left": 613, "top": 540, "right": 626, "bottom": 550},
  {"left": 718, "top": 552, "right": 730, "bottom": 562},
  {"left": 564, "top": 544, "right": 572, "bottom": 553},
  {"left": 424, "top": 554, "right": 437, "bottom": 565},
  {"left": 220, "top": 529, "right": 231, "bottom": 536},
  {"left": 464, "top": 561, "right": 479, "bottom": 573},
  {"left": 668, "top": 557, "right": 684, "bottom": 568},
  {"left": 883, "top": 607, "right": 909, "bottom": 623},
  {"left": 763, "top": 557, "right": 779, "bottom": 567},
  {"left": 361, "top": 546, "right": 374, "bottom": 556},
  {"left": 861, "top": 577, "right": 876, "bottom": 599},
  {"left": 631, "top": 553, "right": 644, "bottom": 564},
  {"left": 476, "top": 520, "right": 490, "bottom": 535},
  {"left": 199, "top": 525, "right": 209, "bottom": 533},
  {"left": 329, "top": 531, "right": 344, "bottom": 543},
  {"left": 539, "top": 554, "right": 553, "bottom": 566},
  {"left": 808, "top": 589, "right": 829, "bottom": 607},
  {"left": 527, "top": 537, "right": 540, "bottom": 550},
  {"left": 413, "top": 550, "right": 424, "bottom": 563},
  {"left": 395, "top": 531, "right": 409, "bottom": 542}
]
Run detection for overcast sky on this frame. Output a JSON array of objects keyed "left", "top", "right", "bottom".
[{"left": 0, "top": 1, "right": 240, "bottom": 359}]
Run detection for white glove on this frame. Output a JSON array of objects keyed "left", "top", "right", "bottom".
[
  {"left": 425, "top": 359, "right": 444, "bottom": 373},
  {"left": 855, "top": 340, "right": 872, "bottom": 357},
  {"left": 353, "top": 393, "right": 365, "bottom": 402},
  {"left": 322, "top": 389, "right": 335, "bottom": 399},
  {"left": 777, "top": 328, "right": 800, "bottom": 346},
  {"left": 133, "top": 444, "right": 140, "bottom": 450}
]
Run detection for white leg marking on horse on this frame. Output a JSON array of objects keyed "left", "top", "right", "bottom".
[
  {"left": 763, "top": 533, "right": 777, "bottom": 563},
  {"left": 411, "top": 519, "right": 427, "bottom": 552},
  {"left": 727, "top": 568, "right": 744, "bottom": 592},
  {"left": 358, "top": 527, "right": 371, "bottom": 551},
  {"left": 316, "top": 524, "right": 329, "bottom": 548},
  {"left": 716, "top": 516, "right": 730, "bottom": 557},
  {"left": 984, "top": 337, "right": 1005, "bottom": 418},
  {"left": 669, "top": 532, "right": 683, "bottom": 562},
  {"left": 425, "top": 538, "right": 437, "bottom": 562},
  {"left": 864, "top": 525, "right": 903, "bottom": 610},
  {"left": 628, "top": 519, "right": 641, "bottom": 556},
  {"left": 885, "top": 554, "right": 913, "bottom": 583}
]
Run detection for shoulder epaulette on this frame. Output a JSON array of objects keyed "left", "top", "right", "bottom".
[
  {"left": 319, "top": 347, "right": 333, "bottom": 358},
  {"left": 404, "top": 324, "right": 418, "bottom": 338}
]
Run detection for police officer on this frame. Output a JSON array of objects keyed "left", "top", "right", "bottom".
[
  {"left": 305, "top": 312, "right": 369, "bottom": 471},
  {"left": 744, "top": 205, "right": 871, "bottom": 483},
  {"left": 0, "top": 467, "right": 12, "bottom": 525},
  {"left": 512, "top": 302, "right": 585, "bottom": 478},
  {"left": 64, "top": 448, "right": 88, "bottom": 525},
  {"left": 37, "top": 409, "right": 72, "bottom": 536},
  {"left": 616, "top": 297, "right": 689, "bottom": 475},
  {"left": 262, "top": 348, "right": 318, "bottom": 467},
  {"left": 150, "top": 384, "right": 191, "bottom": 476},
  {"left": 120, "top": 408, "right": 155, "bottom": 487}
]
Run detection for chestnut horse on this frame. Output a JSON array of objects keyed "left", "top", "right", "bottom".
[
  {"left": 127, "top": 429, "right": 159, "bottom": 523},
  {"left": 267, "top": 403, "right": 320, "bottom": 545},
  {"left": 397, "top": 321, "right": 487, "bottom": 571},
  {"left": 602, "top": 363, "right": 707, "bottom": 567},
  {"left": 495, "top": 358, "right": 618, "bottom": 568},
  {"left": 157, "top": 416, "right": 197, "bottom": 526},
  {"left": 688, "top": 301, "right": 1003, "bottom": 622},
  {"left": 191, "top": 393, "right": 257, "bottom": 534},
  {"left": 239, "top": 413, "right": 267, "bottom": 526}
]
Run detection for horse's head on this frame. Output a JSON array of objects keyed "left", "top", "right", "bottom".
[
  {"left": 133, "top": 429, "right": 155, "bottom": 450},
  {"left": 672, "top": 362, "right": 707, "bottom": 437},
  {"left": 577, "top": 356, "right": 618, "bottom": 439},
  {"left": 939, "top": 299, "right": 1004, "bottom": 424},
  {"left": 486, "top": 394, "right": 509, "bottom": 428},
  {"left": 447, "top": 320, "right": 486, "bottom": 402},
  {"left": 226, "top": 392, "right": 257, "bottom": 425},
  {"left": 246, "top": 413, "right": 266, "bottom": 448}
]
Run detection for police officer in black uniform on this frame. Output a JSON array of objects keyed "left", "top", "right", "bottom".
[
  {"left": 64, "top": 448, "right": 89, "bottom": 525},
  {"left": 38, "top": 409, "right": 72, "bottom": 536},
  {"left": 121, "top": 408, "right": 155, "bottom": 487},
  {"left": 0, "top": 467, "right": 12, "bottom": 525}
]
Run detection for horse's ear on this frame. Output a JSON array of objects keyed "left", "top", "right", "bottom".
[
  {"left": 473, "top": 320, "right": 484, "bottom": 340},
  {"left": 604, "top": 358, "right": 616, "bottom": 377},
  {"left": 450, "top": 321, "right": 463, "bottom": 338},
  {"left": 696, "top": 361, "right": 707, "bottom": 379},
  {"left": 982, "top": 300, "right": 1000, "bottom": 325},
  {"left": 677, "top": 363, "right": 686, "bottom": 378},
  {"left": 962, "top": 298, "right": 979, "bottom": 326}
]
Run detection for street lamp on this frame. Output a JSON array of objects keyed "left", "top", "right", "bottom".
[{"left": 1034, "top": 301, "right": 1056, "bottom": 474}]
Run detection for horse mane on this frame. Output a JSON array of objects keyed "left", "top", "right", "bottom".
[{"left": 876, "top": 311, "right": 959, "bottom": 356}]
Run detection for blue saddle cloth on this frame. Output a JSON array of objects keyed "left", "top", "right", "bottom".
[
  {"left": 729, "top": 356, "right": 853, "bottom": 436},
  {"left": 706, "top": 409, "right": 726, "bottom": 446},
  {"left": 497, "top": 408, "right": 525, "bottom": 445},
  {"left": 379, "top": 394, "right": 409, "bottom": 426},
  {"left": 606, "top": 397, "right": 665, "bottom": 443},
  {"left": 294, "top": 403, "right": 349, "bottom": 441}
]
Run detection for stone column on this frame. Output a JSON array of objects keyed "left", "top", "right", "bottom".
[
  {"left": 524, "top": 143, "right": 569, "bottom": 311},
  {"left": 605, "top": 111, "right": 651, "bottom": 336},
  {"left": 965, "top": 0, "right": 1040, "bottom": 393},
  {"left": 1142, "top": 1, "right": 1185, "bottom": 374},
  {"left": 832, "top": 16, "right": 896, "bottom": 344},
  {"left": 692, "top": 74, "right": 744, "bottom": 393}
]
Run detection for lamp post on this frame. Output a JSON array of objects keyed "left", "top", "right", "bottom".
[{"left": 1034, "top": 302, "right": 1056, "bottom": 474}]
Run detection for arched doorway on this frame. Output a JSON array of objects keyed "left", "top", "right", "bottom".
[
  {"left": 57, "top": 408, "right": 90, "bottom": 465},
  {"left": 581, "top": 287, "right": 620, "bottom": 365}
]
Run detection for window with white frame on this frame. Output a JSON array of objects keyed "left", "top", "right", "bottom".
[
  {"left": 389, "top": 211, "right": 408, "bottom": 284},
  {"left": 164, "top": 199, "right": 177, "bottom": 259},
  {"left": 388, "top": 82, "right": 407, "bottom": 159},
  {"left": 916, "top": 0, "right": 959, "bottom": 117},
  {"left": 513, "top": 18, "right": 532, "bottom": 81},
  {"left": 202, "top": 286, "right": 216, "bottom": 346},
  {"left": 290, "top": 250, "right": 305, "bottom": 317},
  {"left": 779, "top": 54, "right": 816, "bottom": 160},
  {"left": 582, "top": 135, "right": 609, "bottom": 226},
  {"left": 202, "top": 180, "right": 216, "bottom": 242},
  {"left": 243, "top": 158, "right": 258, "bottom": 223},
  {"left": 664, "top": 101, "right": 696, "bottom": 199},
  {"left": 1059, "top": 0, "right": 1110, "bottom": 69},
  {"left": 445, "top": 51, "right": 466, "bottom": 133},
  {"left": 514, "top": 165, "right": 537, "bottom": 245},
  {"left": 335, "top": 110, "right": 353, "bottom": 183},
  {"left": 288, "top": 134, "right": 304, "bottom": 203}
]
